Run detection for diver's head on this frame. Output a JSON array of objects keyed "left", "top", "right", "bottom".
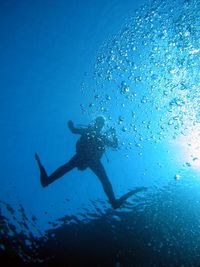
[{"left": 94, "top": 116, "right": 105, "bottom": 131}]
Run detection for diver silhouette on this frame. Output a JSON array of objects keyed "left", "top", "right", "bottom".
[{"left": 35, "top": 116, "right": 146, "bottom": 209}]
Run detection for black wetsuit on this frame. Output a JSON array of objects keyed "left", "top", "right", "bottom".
[{"left": 35, "top": 122, "right": 146, "bottom": 209}]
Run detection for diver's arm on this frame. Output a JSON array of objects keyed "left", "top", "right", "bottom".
[
  {"left": 105, "top": 128, "right": 118, "bottom": 148},
  {"left": 68, "top": 120, "right": 84, "bottom": 135}
]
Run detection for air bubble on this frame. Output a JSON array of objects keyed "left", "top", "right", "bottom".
[
  {"left": 120, "top": 81, "right": 130, "bottom": 94},
  {"left": 118, "top": 116, "right": 124, "bottom": 124},
  {"left": 174, "top": 174, "right": 181, "bottom": 180},
  {"left": 168, "top": 120, "right": 173, "bottom": 125},
  {"left": 122, "top": 126, "right": 128, "bottom": 132},
  {"left": 141, "top": 96, "right": 149, "bottom": 104},
  {"left": 106, "top": 95, "right": 111, "bottom": 100},
  {"left": 89, "top": 103, "right": 94, "bottom": 108}
]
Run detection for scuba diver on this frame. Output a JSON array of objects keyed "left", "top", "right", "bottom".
[{"left": 35, "top": 116, "right": 146, "bottom": 209}]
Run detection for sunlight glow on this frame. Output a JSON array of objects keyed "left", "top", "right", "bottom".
[
  {"left": 169, "top": 62, "right": 200, "bottom": 171},
  {"left": 176, "top": 123, "right": 200, "bottom": 171}
]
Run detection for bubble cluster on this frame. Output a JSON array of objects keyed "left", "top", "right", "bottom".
[{"left": 81, "top": 0, "right": 200, "bottom": 154}]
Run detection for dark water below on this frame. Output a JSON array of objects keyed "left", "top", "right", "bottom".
[{"left": 1, "top": 181, "right": 200, "bottom": 266}]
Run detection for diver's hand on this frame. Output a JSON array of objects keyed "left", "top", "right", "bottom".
[{"left": 68, "top": 120, "right": 74, "bottom": 129}]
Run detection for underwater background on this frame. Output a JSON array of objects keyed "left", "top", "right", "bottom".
[{"left": 1, "top": 0, "right": 200, "bottom": 266}]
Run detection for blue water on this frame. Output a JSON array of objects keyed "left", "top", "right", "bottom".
[{"left": 1, "top": 0, "right": 200, "bottom": 266}]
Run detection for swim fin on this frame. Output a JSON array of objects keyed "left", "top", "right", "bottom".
[
  {"left": 35, "top": 153, "right": 48, "bottom": 187},
  {"left": 112, "top": 187, "right": 147, "bottom": 209}
]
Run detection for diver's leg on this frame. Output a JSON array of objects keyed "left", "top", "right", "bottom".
[
  {"left": 89, "top": 161, "right": 117, "bottom": 208},
  {"left": 47, "top": 155, "right": 79, "bottom": 185},
  {"left": 89, "top": 160, "right": 147, "bottom": 209},
  {"left": 35, "top": 153, "right": 78, "bottom": 187}
]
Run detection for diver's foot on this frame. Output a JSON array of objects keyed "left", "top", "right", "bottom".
[
  {"left": 112, "top": 200, "right": 121, "bottom": 210},
  {"left": 35, "top": 153, "right": 48, "bottom": 187}
]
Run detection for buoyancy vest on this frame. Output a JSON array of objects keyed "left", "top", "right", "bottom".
[{"left": 76, "top": 129, "right": 105, "bottom": 161}]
